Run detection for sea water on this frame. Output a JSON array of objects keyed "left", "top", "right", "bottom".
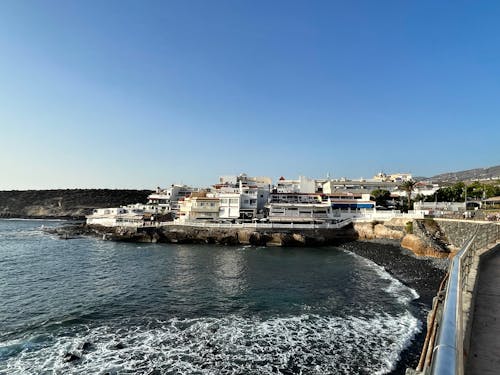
[{"left": 0, "top": 219, "right": 421, "bottom": 374}]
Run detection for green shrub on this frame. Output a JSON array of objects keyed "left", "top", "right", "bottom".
[{"left": 405, "top": 221, "right": 413, "bottom": 234}]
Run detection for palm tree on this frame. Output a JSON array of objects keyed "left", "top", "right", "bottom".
[{"left": 400, "top": 179, "right": 417, "bottom": 211}]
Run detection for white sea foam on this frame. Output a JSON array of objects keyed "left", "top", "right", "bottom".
[
  {"left": 341, "top": 249, "right": 420, "bottom": 305},
  {"left": 1, "top": 312, "right": 420, "bottom": 375}
]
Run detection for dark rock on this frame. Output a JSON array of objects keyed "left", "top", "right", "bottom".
[
  {"left": 63, "top": 352, "right": 81, "bottom": 362},
  {"left": 111, "top": 342, "right": 125, "bottom": 350},
  {"left": 80, "top": 342, "right": 93, "bottom": 352}
]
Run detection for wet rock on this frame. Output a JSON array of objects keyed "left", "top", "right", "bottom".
[
  {"left": 80, "top": 341, "right": 92, "bottom": 352},
  {"left": 111, "top": 342, "right": 125, "bottom": 350},
  {"left": 63, "top": 352, "right": 81, "bottom": 362}
]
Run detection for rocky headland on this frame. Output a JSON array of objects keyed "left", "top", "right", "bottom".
[
  {"left": 0, "top": 189, "right": 151, "bottom": 219},
  {"left": 48, "top": 217, "right": 467, "bottom": 259}
]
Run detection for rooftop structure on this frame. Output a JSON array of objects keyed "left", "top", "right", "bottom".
[
  {"left": 372, "top": 172, "right": 413, "bottom": 182},
  {"left": 275, "top": 176, "right": 316, "bottom": 194}
]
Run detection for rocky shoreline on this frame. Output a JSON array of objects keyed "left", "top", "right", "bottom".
[
  {"left": 339, "top": 240, "right": 447, "bottom": 374},
  {"left": 45, "top": 218, "right": 455, "bottom": 260}
]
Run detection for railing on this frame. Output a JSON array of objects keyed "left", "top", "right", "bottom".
[
  {"left": 340, "top": 209, "right": 426, "bottom": 221},
  {"left": 416, "top": 222, "right": 500, "bottom": 374},
  {"left": 162, "top": 218, "right": 353, "bottom": 230}
]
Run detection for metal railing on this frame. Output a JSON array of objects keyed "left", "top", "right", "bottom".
[
  {"left": 417, "top": 222, "right": 500, "bottom": 375},
  {"left": 162, "top": 218, "right": 353, "bottom": 230}
]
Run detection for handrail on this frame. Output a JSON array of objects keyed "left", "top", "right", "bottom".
[
  {"left": 427, "top": 222, "right": 500, "bottom": 375},
  {"left": 430, "top": 234, "right": 476, "bottom": 375}
]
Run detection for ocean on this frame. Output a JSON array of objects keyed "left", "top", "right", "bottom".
[{"left": 0, "top": 219, "right": 429, "bottom": 374}]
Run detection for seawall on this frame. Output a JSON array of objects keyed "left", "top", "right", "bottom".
[{"left": 58, "top": 218, "right": 499, "bottom": 260}]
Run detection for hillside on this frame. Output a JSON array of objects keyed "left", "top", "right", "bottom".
[
  {"left": 0, "top": 189, "right": 152, "bottom": 219},
  {"left": 427, "top": 165, "right": 500, "bottom": 182}
]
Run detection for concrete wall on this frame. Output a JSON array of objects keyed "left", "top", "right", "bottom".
[{"left": 433, "top": 219, "right": 499, "bottom": 248}]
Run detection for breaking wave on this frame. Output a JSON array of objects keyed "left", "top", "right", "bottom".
[{"left": 1, "top": 312, "right": 420, "bottom": 375}]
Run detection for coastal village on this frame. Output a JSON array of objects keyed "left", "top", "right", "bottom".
[{"left": 85, "top": 172, "right": 500, "bottom": 228}]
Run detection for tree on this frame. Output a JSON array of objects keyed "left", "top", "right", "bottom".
[
  {"left": 371, "top": 189, "right": 391, "bottom": 207},
  {"left": 400, "top": 179, "right": 417, "bottom": 210}
]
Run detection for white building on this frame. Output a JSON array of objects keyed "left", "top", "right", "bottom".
[
  {"left": 324, "top": 192, "right": 376, "bottom": 210},
  {"left": 322, "top": 179, "right": 398, "bottom": 194},
  {"left": 373, "top": 172, "right": 413, "bottom": 183},
  {"left": 413, "top": 201, "right": 466, "bottom": 212},
  {"left": 269, "top": 192, "right": 322, "bottom": 204},
  {"left": 176, "top": 192, "right": 220, "bottom": 223},
  {"left": 413, "top": 182, "right": 440, "bottom": 197},
  {"left": 147, "top": 185, "right": 198, "bottom": 214},
  {"left": 219, "top": 173, "right": 272, "bottom": 190},
  {"left": 214, "top": 174, "right": 271, "bottom": 220},
  {"left": 86, "top": 207, "right": 145, "bottom": 227},
  {"left": 275, "top": 176, "right": 316, "bottom": 194},
  {"left": 267, "top": 203, "right": 334, "bottom": 223},
  {"left": 218, "top": 193, "right": 241, "bottom": 219}
]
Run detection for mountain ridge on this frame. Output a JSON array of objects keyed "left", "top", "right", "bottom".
[{"left": 425, "top": 165, "right": 500, "bottom": 182}]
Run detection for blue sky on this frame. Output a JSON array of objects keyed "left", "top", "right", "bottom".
[{"left": 1, "top": 1, "right": 499, "bottom": 189}]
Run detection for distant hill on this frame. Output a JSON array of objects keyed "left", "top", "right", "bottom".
[
  {"left": 426, "top": 165, "right": 500, "bottom": 183},
  {"left": 0, "top": 189, "right": 152, "bottom": 219}
]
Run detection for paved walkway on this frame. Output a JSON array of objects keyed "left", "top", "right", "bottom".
[{"left": 466, "top": 245, "right": 500, "bottom": 374}]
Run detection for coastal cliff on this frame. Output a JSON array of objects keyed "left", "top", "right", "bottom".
[{"left": 0, "top": 189, "right": 152, "bottom": 219}]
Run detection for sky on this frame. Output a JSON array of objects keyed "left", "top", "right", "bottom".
[{"left": 1, "top": 0, "right": 499, "bottom": 189}]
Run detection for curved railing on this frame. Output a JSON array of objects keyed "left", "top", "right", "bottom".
[
  {"left": 429, "top": 234, "right": 475, "bottom": 375},
  {"left": 415, "top": 222, "right": 500, "bottom": 375}
]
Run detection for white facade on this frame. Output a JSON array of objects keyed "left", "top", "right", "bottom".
[
  {"left": 147, "top": 185, "right": 197, "bottom": 213},
  {"left": 176, "top": 193, "right": 220, "bottom": 223},
  {"left": 267, "top": 203, "right": 334, "bottom": 223},
  {"left": 373, "top": 172, "right": 413, "bottom": 183},
  {"left": 214, "top": 174, "right": 271, "bottom": 219},
  {"left": 322, "top": 179, "right": 398, "bottom": 194},
  {"left": 86, "top": 207, "right": 144, "bottom": 227},
  {"left": 218, "top": 193, "right": 241, "bottom": 219},
  {"left": 413, "top": 201, "right": 466, "bottom": 212},
  {"left": 123, "top": 203, "right": 161, "bottom": 214},
  {"left": 413, "top": 182, "right": 440, "bottom": 197},
  {"left": 269, "top": 193, "right": 322, "bottom": 204}
]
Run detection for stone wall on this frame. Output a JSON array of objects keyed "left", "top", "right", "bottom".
[
  {"left": 433, "top": 219, "right": 498, "bottom": 248},
  {"left": 399, "top": 219, "right": 500, "bottom": 258}
]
